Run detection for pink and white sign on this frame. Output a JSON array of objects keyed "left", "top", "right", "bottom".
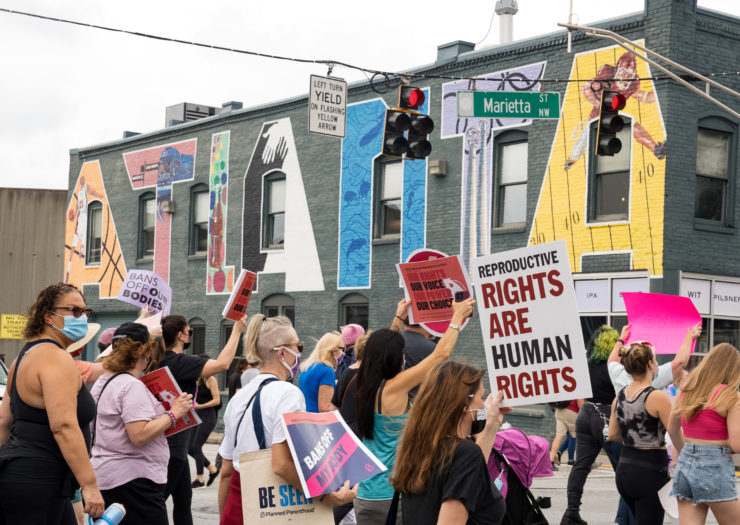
[{"left": 622, "top": 292, "right": 701, "bottom": 354}]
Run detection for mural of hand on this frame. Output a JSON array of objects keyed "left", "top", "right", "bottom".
[{"left": 261, "top": 120, "right": 291, "bottom": 165}]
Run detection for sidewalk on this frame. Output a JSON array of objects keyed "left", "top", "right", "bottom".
[{"left": 176, "top": 444, "right": 724, "bottom": 525}]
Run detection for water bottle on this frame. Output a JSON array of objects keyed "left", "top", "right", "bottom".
[
  {"left": 602, "top": 422, "right": 609, "bottom": 441},
  {"left": 89, "top": 503, "right": 126, "bottom": 525}
]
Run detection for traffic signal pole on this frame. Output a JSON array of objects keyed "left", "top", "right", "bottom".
[{"left": 558, "top": 22, "right": 740, "bottom": 120}]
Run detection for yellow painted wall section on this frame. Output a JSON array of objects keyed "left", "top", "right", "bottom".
[
  {"left": 529, "top": 42, "right": 666, "bottom": 276},
  {"left": 64, "top": 161, "right": 128, "bottom": 298}
]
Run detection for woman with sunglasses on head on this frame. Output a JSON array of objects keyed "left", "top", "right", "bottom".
[
  {"left": 393, "top": 361, "right": 508, "bottom": 525},
  {"left": 668, "top": 343, "right": 740, "bottom": 524},
  {"left": 0, "top": 283, "right": 105, "bottom": 524},
  {"left": 219, "top": 315, "right": 356, "bottom": 525},
  {"left": 299, "top": 331, "right": 345, "bottom": 413},
  {"left": 90, "top": 322, "right": 192, "bottom": 525},
  {"left": 159, "top": 313, "right": 248, "bottom": 525},
  {"left": 353, "top": 297, "right": 474, "bottom": 524},
  {"left": 607, "top": 342, "right": 683, "bottom": 525}
]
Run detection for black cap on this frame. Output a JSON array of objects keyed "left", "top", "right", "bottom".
[{"left": 112, "top": 322, "right": 150, "bottom": 345}]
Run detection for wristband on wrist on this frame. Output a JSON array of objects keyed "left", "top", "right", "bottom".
[
  {"left": 166, "top": 411, "right": 177, "bottom": 427},
  {"left": 394, "top": 315, "right": 406, "bottom": 323},
  {"left": 617, "top": 339, "right": 625, "bottom": 345}
]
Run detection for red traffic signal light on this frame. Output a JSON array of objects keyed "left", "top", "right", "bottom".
[
  {"left": 399, "top": 86, "right": 426, "bottom": 110},
  {"left": 382, "top": 110, "right": 410, "bottom": 157},
  {"left": 596, "top": 91, "right": 626, "bottom": 156}
]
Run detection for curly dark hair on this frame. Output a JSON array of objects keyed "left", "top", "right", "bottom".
[
  {"left": 103, "top": 337, "right": 153, "bottom": 373},
  {"left": 23, "top": 282, "right": 84, "bottom": 339}
]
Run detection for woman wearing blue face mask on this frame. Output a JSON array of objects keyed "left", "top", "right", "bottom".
[
  {"left": 0, "top": 282, "right": 105, "bottom": 524},
  {"left": 298, "top": 331, "right": 345, "bottom": 413},
  {"left": 219, "top": 315, "right": 357, "bottom": 525}
]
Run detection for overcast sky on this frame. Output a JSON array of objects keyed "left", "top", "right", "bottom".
[{"left": 0, "top": 0, "right": 736, "bottom": 190}]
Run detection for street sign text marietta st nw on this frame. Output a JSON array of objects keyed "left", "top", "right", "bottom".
[{"left": 457, "top": 91, "right": 560, "bottom": 119}]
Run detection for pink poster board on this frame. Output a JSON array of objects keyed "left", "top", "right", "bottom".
[{"left": 622, "top": 292, "right": 701, "bottom": 354}]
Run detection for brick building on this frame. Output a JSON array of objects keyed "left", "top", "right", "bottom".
[{"left": 65, "top": 0, "right": 739, "bottom": 435}]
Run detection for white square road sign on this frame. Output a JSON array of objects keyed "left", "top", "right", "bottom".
[{"left": 308, "top": 75, "right": 347, "bottom": 138}]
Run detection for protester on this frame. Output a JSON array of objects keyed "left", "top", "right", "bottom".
[
  {"left": 332, "top": 331, "right": 372, "bottom": 434},
  {"left": 668, "top": 343, "right": 740, "bottom": 524},
  {"left": 159, "top": 313, "right": 247, "bottom": 525},
  {"left": 229, "top": 358, "right": 248, "bottom": 398},
  {"left": 557, "top": 432, "right": 576, "bottom": 466},
  {"left": 549, "top": 399, "right": 580, "bottom": 470},
  {"left": 608, "top": 342, "right": 682, "bottom": 524},
  {"left": 299, "top": 331, "right": 344, "bottom": 412},
  {"left": 240, "top": 358, "right": 260, "bottom": 389},
  {"left": 608, "top": 323, "right": 701, "bottom": 393},
  {"left": 561, "top": 325, "right": 625, "bottom": 525},
  {"left": 400, "top": 317, "right": 436, "bottom": 400},
  {"left": 91, "top": 322, "right": 192, "bottom": 525},
  {"left": 0, "top": 283, "right": 105, "bottom": 523},
  {"left": 189, "top": 369, "right": 221, "bottom": 488},
  {"left": 335, "top": 323, "right": 364, "bottom": 378},
  {"left": 354, "top": 297, "right": 474, "bottom": 524},
  {"left": 393, "top": 361, "right": 507, "bottom": 525},
  {"left": 218, "top": 315, "right": 356, "bottom": 525}
]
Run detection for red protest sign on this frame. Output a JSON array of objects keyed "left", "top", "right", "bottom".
[
  {"left": 397, "top": 255, "right": 472, "bottom": 325},
  {"left": 139, "top": 367, "right": 201, "bottom": 436},
  {"left": 221, "top": 269, "right": 257, "bottom": 321}
]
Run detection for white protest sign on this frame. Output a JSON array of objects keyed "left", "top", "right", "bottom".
[
  {"left": 117, "top": 270, "right": 172, "bottom": 316},
  {"left": 308, "top": 75, "right": 347, "bottom": 138},
  {"left": 470, "top": 240, "right": 592, "bottom": 407}
]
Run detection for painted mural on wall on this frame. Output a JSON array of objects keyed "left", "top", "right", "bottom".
[
  {"left": 207, "top": 131, "right": 235, "bottom": 294},
  {"left": 529, "top": 42, "right": 666, "bottom": 275},
  {"left": 337, "top": 92, "right": 429, "bottom": 289},
  {"left": 441, "top": 62, "right": 546, "bottom": 272},
  {"left": 241, "top": 118, "right": 324, "bottom": 292},
  {"left": 64, "top": 161, "right": 128, "bottom": 298},
  {"left": 122, "top": 139, "right": 197, "bottom": 282}
]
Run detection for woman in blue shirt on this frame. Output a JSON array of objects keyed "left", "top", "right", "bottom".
[{"left": 298, "top": 331, "right": 345, "bottom": 412}]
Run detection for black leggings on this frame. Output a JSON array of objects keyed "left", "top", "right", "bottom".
[
  {"left": 615, "top": 447, "right": 669, "bottom": 525},
  {"left": 188, "top": 408, "right": 217, "bottom": 476},
  {"left": 0, "top": 458, "right": 75, "bottom": 525},
  {"left": 164, "top": 453, "right": 192, "bottom": 525},
  {"left": 101, "top": 478, "right": 168, "bottom": 525}
]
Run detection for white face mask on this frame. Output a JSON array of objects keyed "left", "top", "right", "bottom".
[{"left": 274, "top": 346, "right": 301, "bottom": 379}]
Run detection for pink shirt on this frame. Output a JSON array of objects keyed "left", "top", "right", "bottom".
[
  {"left": 90, "top": 373, "right": 169, "bottom": 489},
  {"left": 681, "top": 385, "right": 729, "bottom": 441}
]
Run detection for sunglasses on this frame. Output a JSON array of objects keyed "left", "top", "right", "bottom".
[
  {"left": 182, "top": 328, "right": 192, "bottom": 336},
  {"left": 51, "top": 306, "right": 93, "bottom": 318},
  {"left": 275, "top": 341, "right": 304, "bottom": 353},
  {"left": 629, "top": 341, "right": 653, "bottom": 349}
]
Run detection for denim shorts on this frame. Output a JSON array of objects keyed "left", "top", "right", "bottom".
[{"left": 670, "top": 443, "right": 737, "bottom": 504}]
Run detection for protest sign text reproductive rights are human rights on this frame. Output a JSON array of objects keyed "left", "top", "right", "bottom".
[{"left": 471, "top": 240, "right": 592, "bottom": 407}]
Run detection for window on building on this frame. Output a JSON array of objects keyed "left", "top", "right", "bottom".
[
  {"left": 262, "top": 293, "right": 295, "bottom": 325},
  {"left": 340, "top": 293, "right": 369, "bottom": 329},
  {"left": 589, "top": 119, "right": 632, "bottom": 222},
  {"left": 494, "top": 131, "right": 528, "bottom": 227},
  {"left": 86, "top": 201, "right": 102, "bottom": 265},
  {"left": 190, "top": 185, "right": 209, "bottom": 255},
  {"left": 188, "top": 317, "right": 206, "bottom": 356},
  {"left": 263, "top": 173, "right": 286, "bottom": 249},
  {"left": 375, "top": 160, "right": 403, "bottom": 238},
  {"left": 138, "top": 192, "right": 155, "bottom": 259},
  {"left": 695, "top": 119, "right": 735, "bottom": 226}
]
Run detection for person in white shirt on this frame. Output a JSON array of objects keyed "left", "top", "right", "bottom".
[
  {"left": 607, "top": 323, "right": 701, "bottom": 393},
  {"left": 218, "top": 315, "right": 356, "bottom": 525}
]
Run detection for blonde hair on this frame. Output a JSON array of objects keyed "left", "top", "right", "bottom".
[
  {"left": 243, "top": 314, "right": 296, "bottom": 366},
  {"left": 300, "top": 331, "right": 342, "bottom": 371},
  {"left": 678, "top": 343, "right": 740, "bottom": 421},
  {"left": 354, "top": 330, "right": 373, "bottom": 362}
]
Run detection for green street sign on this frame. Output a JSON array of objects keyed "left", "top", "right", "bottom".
[{"left": 457, "top": 91, "right": 560, "bottom": 119}]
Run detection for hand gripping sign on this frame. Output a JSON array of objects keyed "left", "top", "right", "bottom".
[{"left": 470, "top": 240, "right": 592, "bottom": 407}]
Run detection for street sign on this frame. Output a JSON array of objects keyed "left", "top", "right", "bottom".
[
  {"left": 308, "top": 75, "right": 347, "bottom": 138},
  {"left": 457, "top": 91, "right": 560, "bottom": 119}
]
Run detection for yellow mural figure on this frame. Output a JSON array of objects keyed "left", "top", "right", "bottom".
[
  {"left": 530, "top": 42, "right": 666, "bottom": 276},
  {"left": 64, "top": 161, "right": 128, "bottom": 297}
]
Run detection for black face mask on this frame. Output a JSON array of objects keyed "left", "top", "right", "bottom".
[
  {"left": 470, "top": 408, "right": 487, "bottom": 435},
  {"left": 183, "top": 340, "right": 191, "bottom": 350}
]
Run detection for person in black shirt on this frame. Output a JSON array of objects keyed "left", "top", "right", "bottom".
[
  {"left": 158, "top": 314, "right": 247, "bottom": 525},
  {"left": 562, "top": 325, "right": 629, "bottom": 525},
  {"left": 401, "top": 321, "right": 436, "bottom": 401},
  {"left": 393, "top": 361, "right": 508, "bottom": 525}
]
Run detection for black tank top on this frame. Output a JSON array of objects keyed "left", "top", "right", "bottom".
[{"left": 1, "top": 339, "right": 96, "bottom": 462}]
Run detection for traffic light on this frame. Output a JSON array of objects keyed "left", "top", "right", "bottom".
[
  {"left": 595, "top": 90, "right": 626, "bottom": 156},
  {"left": 382, "top": 110, "right": 411, "bottom": 158},
  {"left": 380, "top": 86, "right": 434, "bottom": 160},
  {"left": 406, "top": 114, "right": 434, "bottom": 160}
]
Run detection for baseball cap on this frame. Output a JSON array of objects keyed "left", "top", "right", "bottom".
[
  {"left": 113, "top": 322, "right": 150, "bottom": 345},
  {"left": 97, "top": 327, "right": 116, "bottom": 348}
]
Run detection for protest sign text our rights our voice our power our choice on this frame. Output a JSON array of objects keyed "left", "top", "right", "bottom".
[{"left": 471, "top": 240, "right": 592, "bottom": 407}]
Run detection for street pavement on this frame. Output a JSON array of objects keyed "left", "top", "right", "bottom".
[{"left": 176, "top": 444, "right": 725, "bottom": 525}]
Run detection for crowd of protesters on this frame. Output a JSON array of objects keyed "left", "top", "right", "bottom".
[{"left": 1, "top": 281, "right": 739, "bottom": 525}]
